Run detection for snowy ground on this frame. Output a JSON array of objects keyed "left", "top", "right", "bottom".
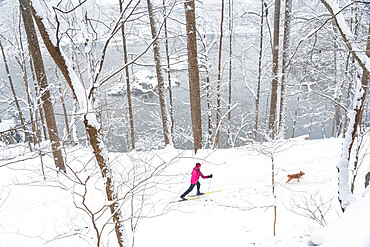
[{"left": 0, "top": 137, "right": 369, "bottom": 247}]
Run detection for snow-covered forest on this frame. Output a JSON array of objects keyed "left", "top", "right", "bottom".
[{"left": 0, "top": 0, "right": 369, "bottom": 246}]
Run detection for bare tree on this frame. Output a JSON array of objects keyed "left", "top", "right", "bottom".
[
  {"left": 163, "top": 0, "right": 175, "bottom": 144},
  {"left": 331, "top": 23, "right": 342, "bottom": 137},
  {"left": 351, "top": 129, "right": 370, "bottom": 193},
  {"left": 56, "top": 71, "right": 72, "bottom": 145},
  {"left": 254, "top": 0, "right": 267, "bottom": 141},
  {"left": 268, "top": 0, "right": 281, "bottom": 139},
  {"left": 215, "top": 0, "right": 225, "bottom": 148},
  {"left": 288, "top": 191, "right": 334, "bottom": 227},
  {"left": 146, "top": 0, "right": 171, "bottom": 146},
  {"left": 197, "top": 10, "right": 217, "bottom": 148},
  {"left": 320, "top": 0, "right": 369, "bottom": 212},
  {"left": 14, "top": 31, "right": 39, "bottom": 146},
  {"left": 61, "top": 148, "right": 176, "bottom": 247},
  {"left": 342, "top": 5, "right": 360, "bottom": 138},
  {"left": 253, "top": 136, "right": 292, "bottom": 236},
  {"left": 278, "top": 0, "right": 292, "bottom": 137},
  {"left": 119, "top": 0, "right": 135, "bottom": 150},
  {"left": 0, "top": 39, "right": 32, "bottom": 151},
  {"left": 227, "top": 0, "right": 233, "bottom": 147},
  {"left": 19, "top": 0, "right": 65, "bottom": 172},
  {"left": 184, "top": 0, "right": 202, "bottom": 153},
  {"left": 27, "top": 1, "right": 131, "bottom": 245}
]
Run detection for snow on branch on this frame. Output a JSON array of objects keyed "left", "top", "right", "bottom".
[
  {"left": 29, "top": 0, "right": 99, "bottom": 128},
  {"left": 337, "top": 76, "right": 364, "bottom": 211},
  {"left": 321, "top": 0, "right": 370, "bottom": 73}
]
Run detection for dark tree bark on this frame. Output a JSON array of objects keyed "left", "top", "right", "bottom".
[
  {"left": 365, "top": 172, "right": 370, "bottom": 189},
  {"left": 268, "top": 0, "right": 281, "bottom": 139},
  {"left": 19, "top": 0, "right": 65, "bottom": 172},
  {"left": 184, "top": 0, "right": 202, "bottom": 153}
]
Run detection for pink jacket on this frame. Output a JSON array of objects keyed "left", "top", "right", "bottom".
[{"left": 191, "top": 165, "right": 208, "bottom": 184}]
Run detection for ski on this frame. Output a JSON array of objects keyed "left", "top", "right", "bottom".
[
  {"left": 187, "top": 190, "right": 222, "bottom": 198},
  {"left": 167, "top": 190, "right": 221, "bottom": 204}
]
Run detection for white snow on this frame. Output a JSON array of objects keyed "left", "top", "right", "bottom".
[
  {"left": 1, "top": 137, "right": 369, "bottom": 247},
  {"left": 107, "top": 69, "right": 181, "bottom": 96},
  {"left": 0, "top": 119, "right": 15, "bottom": 132},
  {"left": 310, "top": 191, "right": 370, "bottom": 247}
]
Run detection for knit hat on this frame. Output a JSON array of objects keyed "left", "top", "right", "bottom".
[{"left": 195, "top": 162, "right": 201, "bottom": 167}]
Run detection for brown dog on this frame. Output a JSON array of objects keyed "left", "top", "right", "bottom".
[{"left": 286, "top": 171, "right": 305, "bottom": 183}]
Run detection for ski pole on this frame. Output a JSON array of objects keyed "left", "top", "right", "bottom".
[{"left": 207, "top": 176, "right": 212, "bottom": 193}]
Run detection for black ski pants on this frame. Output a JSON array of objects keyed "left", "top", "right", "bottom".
[{"left": 181, "top": 181, "right": 201, "bottom": 197}]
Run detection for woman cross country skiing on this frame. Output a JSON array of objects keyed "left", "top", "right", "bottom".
[{"left": 180, "top": 163, "right": 213, "bottom": 200}]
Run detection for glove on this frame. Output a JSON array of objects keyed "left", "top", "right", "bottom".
[{"left": 208, "top": 174, "right": 213, "bottom": 178}]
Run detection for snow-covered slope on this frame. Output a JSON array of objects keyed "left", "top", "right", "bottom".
[
  {"left": 0, "top": 137, "right": 368, "bottom": 247},
  {"left": 310, "top": 189, "right": 370, "bottom": 247}
]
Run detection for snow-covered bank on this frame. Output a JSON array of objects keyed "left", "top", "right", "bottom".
[
  {"left": 309, "top": 189, "right": 370, "bottom": 247},
  {"left": 0, "top": 137, "right": 369, "bottom": 247}
]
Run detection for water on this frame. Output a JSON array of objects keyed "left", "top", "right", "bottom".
[{"left": 0, "top": 36, "right": 335, "bottom": 152}]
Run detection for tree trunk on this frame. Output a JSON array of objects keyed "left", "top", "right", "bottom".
[
  {"left": 19, "top": 0, "right": 65, "bottom": 172},
  {"left": 163, "top": 0, "right": 175, "bottom": 144},
  {"left": 365, "top": 172, "right": 370, "bottom": 189},
  {"left": 205, "top": 67, "right": 213, "bottom": 148},
  {"left": 227, "top": 0, "right": 233, "bottom": 147},
  {"left": 254, "top": 0, "right": 266, "bottom": 141},
  {"left": 320, "top": 0, "right": 370, "bottom": 211},
  {"left": 57, "top": 78, "right": 72, "bottom": 145},
  {"left": 184, "top": 0, "right": 202, "bottom": 153},
  {"left": 215, "top": 0, "right": 225, "bottom": 148},
  {"left": 27, "top": 52, "right": 47, "bottom": 141},
  {"left": 34, "top": 80, "right": 48, "bottom": 141},
  {"left": 339, "top": 27, "right": 369, "bottom": 211},
  {"left": 337, "top": 73, "right": 366, "bottom": 211},
  {"left": 278, "top": 0, "right": 292, "bottom": 138},
  {"left": 198, "top": 32, "right": 214, "bottom": 149},
  {"left": 71, "top": 99, "right": 78, "bottom": 144},
  {"left": 268, "top": 0, "right": 281, "bottom": 139},
  {"left": 16, "top": 31, "right": 38, "bottom": 146},
  {"left": 291, "top": 93, "right": 301, "bottom": 138},
  {"left": 146, "top": 0, "right": 171, "bottom": 146},
  {"left": 331, "top": 23, "right": 343, "bottom": 137},
  {"left": 272, "top": 155, "right": 277, "bottom": 236},
  {"left": 119, "top": 0, "right": 135, "bottom": 150},
  {"left": 349, "top": 25, "right": 370, "bottom": 194},
  {"left": 27, "top": 54, "right": 46, "bottom": 142},
  {"left": 342, "top": 6, "right": 359, "bottom": 138},
  {"left": 28, "top": 1, "right": 130, "bottom": 245}
]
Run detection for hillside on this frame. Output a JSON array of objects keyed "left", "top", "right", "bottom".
[{"left": 0, "top": 137, "right": 369, "bottom": 247}]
